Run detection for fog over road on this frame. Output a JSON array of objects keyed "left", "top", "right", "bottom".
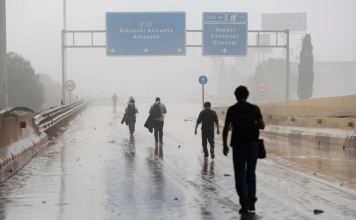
[{"left": 0, "top": 101, "right": 355, "bottom": 220}]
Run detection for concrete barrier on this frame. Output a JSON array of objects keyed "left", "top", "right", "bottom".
[
  {"left": 213, "top": 95, "right": 356, "bottom": 149},
  {"left": 257, "top": 94, "right": 356, "bottom": 118},
  {"left": 256, "top": 113, "right": 356, "bottom": 147},
  {"left": 0, "top": 100, "right": 90, "bottom": 183},
  {"left": 0, "top": 113, "right": 48, "bottom": 182}
]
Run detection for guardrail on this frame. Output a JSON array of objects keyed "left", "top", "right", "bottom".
[
  {"left": 0, "top": 100, "right": 90, "bottom": 183},
  {"left": 34, "top": 100, "right": 86, "bottom": 133}
]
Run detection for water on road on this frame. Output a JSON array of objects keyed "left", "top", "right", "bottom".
[{"left": 0, "top": 102, "right": 356, "bottom": 220}]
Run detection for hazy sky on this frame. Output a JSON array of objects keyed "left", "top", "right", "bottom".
[{"left": 5, "top": 0, "right": 356, "bottom": 99}]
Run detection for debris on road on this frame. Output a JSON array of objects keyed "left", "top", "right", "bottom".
[
  {"left": 313, "top": 209, "right": 324, "bottom": 215},
  {"left": 224, "top": 174, "right": 231, "bottom": 177}
]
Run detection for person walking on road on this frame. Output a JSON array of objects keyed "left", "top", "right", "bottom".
[
  {"left": 125, "top": 99, "right": 139, "bottom": 135},
  {"left": 111, "top": 93, "right": 119, "bottom": 112},
  {"left": 195, "top": 102, "right": 220, "bottom": 160},
  {"left": 149, "top": 97, "right": 167, "bottom": 144},
  {"left": 222, "top": 86, "right": 265, "bottom": 214}
]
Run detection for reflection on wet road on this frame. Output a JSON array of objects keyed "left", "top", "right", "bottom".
[{"left": 0, "top": 102, "right": 356, "bottom": 220}]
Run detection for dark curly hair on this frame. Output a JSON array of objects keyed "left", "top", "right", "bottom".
[{"left": 234, "top": 86, "right": 249, "bottom": 101}]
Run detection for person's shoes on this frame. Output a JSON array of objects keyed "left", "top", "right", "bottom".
[
  {"left": 249, "top": 203, "right": 256, "bottom": 213},
  {"left": 239, "top": 204, "right": 248, "bottom": 214},
  {"left": 210, "top": 149, "right": 215, "bottom": 159}
]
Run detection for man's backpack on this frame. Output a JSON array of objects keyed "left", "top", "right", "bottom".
[
  {"left": 127, "top": 104, "right": 136, "bottom": 117},
  {"left": 151, "top": 103, "right": 162, "bottom": 119}
]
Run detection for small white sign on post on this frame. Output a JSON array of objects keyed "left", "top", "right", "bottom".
[
  {"left": 65, "top": 80, "right": 76, "bottom": 92},
  {"left": 257, "top": 82, "right": 268, "bottom": 93},
  {"left": 65, "top": 80, "right": 76, "bottom": 103}
]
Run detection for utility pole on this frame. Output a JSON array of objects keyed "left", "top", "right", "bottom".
[
  {"left": 0, "top": 0, "right": 8, "bottom": 110},
  {"left": 61, "top": 0, "right": 67, "bottom": 105}
]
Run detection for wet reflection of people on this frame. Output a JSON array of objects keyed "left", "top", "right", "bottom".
[
  {"left": 154, "top": 143, "right": 164, "bottom": 159},
  {"left": 202, "top": 160, "right": 215, "bottom": 191},
  {"left": 122, "top": 134, "right": 135, "bottom": 158},
  {"left": 129, "top": 135, "right": 135, "bottom": 145},
  {"left": 200, "top": 160, "right": 216, "bottom": 217}
]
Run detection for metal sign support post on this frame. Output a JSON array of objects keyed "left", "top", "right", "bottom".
[
  {"left": 61, "top": 0, "right": 67, "bottom": 105},
  {"left": 202, "top": 84, "right": 204, "bottom": 110},
  {"left": 0, "top": 0, "right": 8, "bottom": 110},
  {"left": 61, "top": 30, "right": 67, "bottom": 105}
]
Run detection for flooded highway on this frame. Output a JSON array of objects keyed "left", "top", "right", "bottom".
[{"left": 0, "top": 102, "right": 356, "bottom": 220}]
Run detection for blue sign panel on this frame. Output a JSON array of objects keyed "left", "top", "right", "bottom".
[
  {"left": 202, "top": 12, "right": 248, "bottom": 56},
  {"left": 106, "top": 12, "right": 186, "bottom": 56},
  {"left": 199, "top": 76, "right": 208, "bottom": 85}
]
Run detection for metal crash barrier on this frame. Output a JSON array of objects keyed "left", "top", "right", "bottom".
[
  {"left": 0, "top": 100, "right": 89, "bottom": 182},
  {"left": 34, "top": 100, "right": 86, "bottom": 133}
]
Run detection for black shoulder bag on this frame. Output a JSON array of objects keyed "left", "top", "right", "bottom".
[{"left": 258, "top": 139, "right": 266, "bottom": 159}]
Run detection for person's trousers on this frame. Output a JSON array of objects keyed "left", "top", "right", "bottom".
[
  {"left": 113, "top": 102, "right": 117, "bottom": 111},
  {"left": 153, "top": 120, "right": 164, "bottom": 142},
  {"left": 232, "top": 143, "right": 259, "bottom": 206},
  {"left": 128, "top": 121, "right": 135, "bottom": 134},
  {"left": 201, "top": 129, "right": 215, "bottom": 157}
]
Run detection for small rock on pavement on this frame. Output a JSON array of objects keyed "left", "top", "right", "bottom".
[
  {"left": 224, "top": 174, "right": 231, "bottom": 177},
  {"left": 178, "top": 145, "right": 181, "bottom": 148},
  {"left": 314, "top": 209, "right": 324, "bottom": 215},
  {"left": 42, "top": 201, "right": 46, "bottom": 204},
  {"left": 174, "top": 198, "right": 178, "bottom": 200}
]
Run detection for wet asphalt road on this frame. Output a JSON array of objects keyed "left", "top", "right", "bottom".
[{"left": 1, "top": 102, "right": 356, "bottom": 220}]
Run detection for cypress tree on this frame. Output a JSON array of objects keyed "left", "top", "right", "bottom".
[{"left": 297, "top": 34, "right": 314, "bottom": 99}]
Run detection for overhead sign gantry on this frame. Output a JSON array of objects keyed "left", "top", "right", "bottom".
[{"left": 63, "top": 11, "right": 291, "bottom": 102}]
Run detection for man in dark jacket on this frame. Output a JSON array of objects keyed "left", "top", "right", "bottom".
[
  {"left": 195, "top": 102, "right": 220, "bottom": 160},
  {"left": 125, "top": 99, "right": 138, "bottom": 135},
  {"left": 222, "top": 86, "right": 265, "bottom": 214}
]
